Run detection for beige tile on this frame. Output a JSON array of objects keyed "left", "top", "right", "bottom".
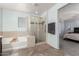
[{"left": 2, "top": 43, "right": 63, "bottom": 56}]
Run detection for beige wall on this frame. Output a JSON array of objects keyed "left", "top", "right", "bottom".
[
  {"left": 0, "top": 32, "right": 2, "bottom": 36},
  {"left": 1, "top": 31, "right": 28, "bottom": 38}
]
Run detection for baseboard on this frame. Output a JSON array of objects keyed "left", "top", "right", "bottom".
[{"left": 35, "top": 42, "right": 46, "bottom": 46}]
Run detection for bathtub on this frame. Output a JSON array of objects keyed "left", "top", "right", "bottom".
[
  {"left": 2, "top": 36, "right": 28, "bottom": 51},
  {"left": 2, "top": 35, "right": 35, "bottom": 52}
]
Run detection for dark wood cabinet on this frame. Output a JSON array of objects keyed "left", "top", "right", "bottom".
[{"left": 0, "top": 37, "right": 2, "bottom": 56}]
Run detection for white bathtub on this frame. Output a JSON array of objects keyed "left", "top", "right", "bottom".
[
  {"left": 2, "top": 35, "right": 35, "bottom": 52},
  {"left": 2, "top": 37, "right": 28, "bottom": 51}
]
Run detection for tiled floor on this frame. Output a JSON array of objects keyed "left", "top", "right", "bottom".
[{"left": 2, "top": 43, "right": 64, "bottom": 56}]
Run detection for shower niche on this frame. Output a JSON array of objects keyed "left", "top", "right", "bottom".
[{"left": 29, "top": 16, "right": 46, "bottom": 43}]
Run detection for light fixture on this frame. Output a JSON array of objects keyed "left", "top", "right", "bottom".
[
  {"left": 32, "top": 3, "right": 39, "bottom": 6},
  {"left": 33, "top": 3, "right": 39, "bottom": 15},
  {"left": 35, "top": 11, "right": 38, "bottom": 14}
]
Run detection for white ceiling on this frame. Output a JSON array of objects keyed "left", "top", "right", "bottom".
[
  {"left": 59, "top": 3, "right": 79, "bottom": 21},
  {"left": 0, "top": 3, "right": 55, "bottom": 15}
]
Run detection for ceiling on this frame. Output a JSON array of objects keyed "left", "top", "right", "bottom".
[
  {"left": 59, "top": 3, "right": 79, "bottom": 21},
  {"left": 0, "top": 3, "right": 55, "bottom": 15}
]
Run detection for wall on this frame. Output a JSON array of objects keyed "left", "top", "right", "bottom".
[
  {"left": 59, "top": 3, "right": 79, "bottom": 38},
  {"left": 64, "top": 19, "right": 79, "bottom": 33},
  {"left": 41, "top": 3, "right": 68, "bottom": 49},
  {"left": 2, "top": 8, "right": 30, "bottom": 32},
  {"left": 0, "top": 8, "right": 32, "bottom": 37}
]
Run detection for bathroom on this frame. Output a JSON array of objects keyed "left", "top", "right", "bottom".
[{"left": 0, "top": 4, "right": 46, "bottom": 55}]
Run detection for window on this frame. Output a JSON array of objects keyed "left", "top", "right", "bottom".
[{"left": 18, "top": 17, "right": 26, "bottom": 28}]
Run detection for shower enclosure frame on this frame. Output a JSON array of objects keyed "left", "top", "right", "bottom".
[{"left": 29, "top": 16, "right": 47, "bottom": 44}]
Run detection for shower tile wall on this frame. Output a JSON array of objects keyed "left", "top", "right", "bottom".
[{"left": 30, "top": 16, "right": 46, "bottom": 43}]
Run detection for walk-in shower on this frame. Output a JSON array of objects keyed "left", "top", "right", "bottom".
[{"left": 29, "top": 16, "right": 46, "bottom": 43}]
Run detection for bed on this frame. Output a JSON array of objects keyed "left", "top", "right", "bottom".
[{"left": 64, "top": 28, "right": 79, "bottom": 41}]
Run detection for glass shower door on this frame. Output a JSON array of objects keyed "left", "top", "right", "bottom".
[{"left": 30, "top": 16, "right": 46, "bottom": 43}]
